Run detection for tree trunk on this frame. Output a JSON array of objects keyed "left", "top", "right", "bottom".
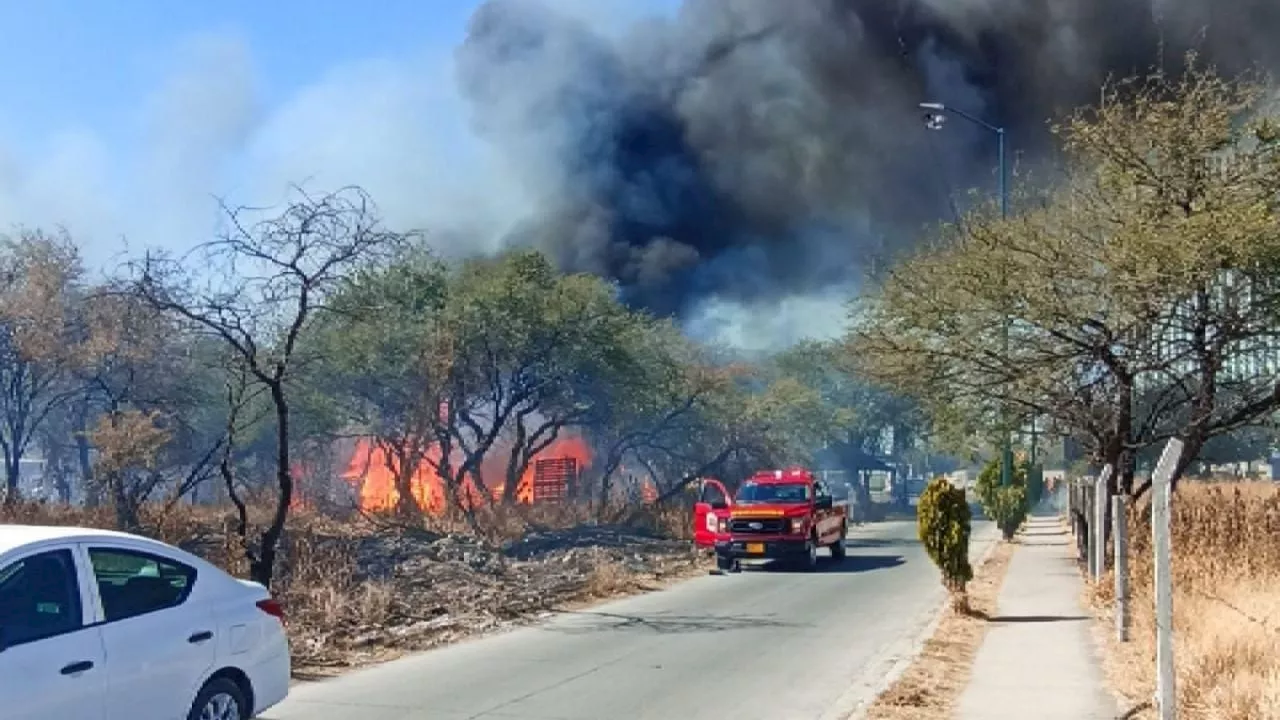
[
  {"left": 503, "top": 420, "right": 528, "bottom": 506},
  {"left": 253, "top": 381, "right": 293, "bottom": 590},
  {"left": 1171, "top": 434, "right": 1205, "bottom": 493},
  {"left": 53, "top": 467, "right": 72, "bottom": 503},
  {"left": 503, "top": 459, "right": 520, "bottom": 505},
  {"left": 388, "top": 441, "right": 423, "bottom": 519},
  {"left": 596, "top": 449, "right": 625, "bottom": 521},
  {"left": 4, "top": 451, "right": 20, "bottom": 505},
  {"left": 110, "top": 471, "right": 141, "bottom": 533},
  {"left": 76, "top": 410, "right": 98, "bottom": 507}
]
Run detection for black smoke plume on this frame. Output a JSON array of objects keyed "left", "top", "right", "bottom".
[{"left": 456, "top": 0, "right": 1280, "bottom": 319}]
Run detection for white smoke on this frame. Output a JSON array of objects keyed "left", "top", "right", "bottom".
[
  {"left": 0, "top": 27, "right": 536, "bottom": 272},
  {"left": 684, "top": 285, "right": 852, "bottom": 353},
  {"left": 0, "top": 2, "right": 838, "bottom": 350}
]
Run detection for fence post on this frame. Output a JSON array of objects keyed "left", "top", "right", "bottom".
[
  {"left": 1078, "top": 480, "right": 1089, "bottom": 562},
  {"left": 1113, "top": 494, "right": 1129, "bottom": 642},
  {"left": 1085, "top": 480, "right": 1096, "bottom": 576},
  {"left": 1091, "top": 465, "right": 1111, "bottom": 580},
  {"left": 1080, "top": 478, "right": 1092, "bottom": 564},
  {"left": 1152, "top": 439, "right": 1184, "bottom": 720}
]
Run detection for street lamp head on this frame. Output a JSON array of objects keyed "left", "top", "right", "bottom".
[{"left": 920, "top": 102, "right": 947, "bottom": 130}]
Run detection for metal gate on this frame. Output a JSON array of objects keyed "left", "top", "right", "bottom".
[{"left": 532, "top": 458, "right": 579, "bottom": 503}]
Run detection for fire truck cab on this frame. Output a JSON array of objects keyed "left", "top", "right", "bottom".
[{"left": 693, "top": 468, "right": 849, "bottom": 572}]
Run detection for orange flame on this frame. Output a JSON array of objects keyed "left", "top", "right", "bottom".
[{"left": 341, "top": 435, "right": 593, "bottom": 514}]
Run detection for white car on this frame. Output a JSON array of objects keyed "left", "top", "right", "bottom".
[{"left": 0, "top": 524, "right": 290, "bottom": 720}]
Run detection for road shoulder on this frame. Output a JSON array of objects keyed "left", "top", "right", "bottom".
[{"left": 833, "top": 522, "right": 1003, "bottom": 720}]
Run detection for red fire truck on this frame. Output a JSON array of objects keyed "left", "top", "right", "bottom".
[{"left": 693, "top": 468, "right": 848, "bottom": 572}]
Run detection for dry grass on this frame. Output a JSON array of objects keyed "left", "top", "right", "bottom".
[
  {"left": 864, "top": 539, "right": 1016, "bottom": 719},
  {"left": 1088, "top": 481, "right": 1280, "bottom": 720},
  {"left": 0, "top": 501, "right": 395, "bottom": 667},
  {"left": 397, "top": 499, "right": 695, "bottom": 544},
  {"left": 1, "top": 499, "right": 707, "bottom": 674}
]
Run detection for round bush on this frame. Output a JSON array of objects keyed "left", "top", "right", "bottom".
[
  {"left": 974, "top": 456, "right": 1031, "bottom": 539},
  {"left": 989, "top": 484, "right": 1029, "bottom": 540},
  {"left": 917, "top": 477, "right": 973, "bottom": 602}
]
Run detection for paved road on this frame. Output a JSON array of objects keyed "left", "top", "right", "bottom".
[{"left": 263, "top": 519, "right": 996, "bottom": 720}]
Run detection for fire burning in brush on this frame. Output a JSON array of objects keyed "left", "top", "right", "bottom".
[{"left": 342, "top": 434, "right": 593, "bottom": 514}]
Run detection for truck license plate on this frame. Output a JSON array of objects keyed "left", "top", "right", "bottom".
[{"left": 746, "top": 542, "right": 765, "bottom": 554}]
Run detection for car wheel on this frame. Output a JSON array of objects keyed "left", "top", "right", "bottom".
[
  {"left": 799, "top": 535, "right": 819, "bottom": 572},
  {"left": 830, "top": 526, "right": 848, "bottom": 560},
  {"left": 715, "top": 553, "right": 734, "bottom": 573},
  {"left": 188, "top": 677, "right": 248, "bottom": 720}
]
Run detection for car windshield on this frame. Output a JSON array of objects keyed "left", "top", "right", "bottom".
[{"left": 736, "top": 482, "right": 810, "bottom": 504}]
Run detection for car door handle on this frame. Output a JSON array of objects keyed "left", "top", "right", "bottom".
[
  {"left": 60, "top": 661, "right": 94, "bottom": 675},
  {"left": 187, "top": 631, "right": 214, "bottom": 644}
]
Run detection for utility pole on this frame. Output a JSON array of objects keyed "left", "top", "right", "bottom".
[{"left": 921, "top": 102, "right": 1013, "bottom": 486}]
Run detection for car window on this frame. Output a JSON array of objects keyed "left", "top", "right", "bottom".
[
  {"left": 0, "top": 549, "right": 83, "bottom": 646},
  {"left": 815, "top": 481, "right": 832, "bottom": 500},
  {"left": 700, "top": 481, "right": 730, "bottom": 508},
  {"left": 89, "top": 548, "right": 197, "bottom": 622}
]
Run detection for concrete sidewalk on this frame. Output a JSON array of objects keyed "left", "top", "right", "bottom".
[{"left": 957, "top": 512, "right": 1117, "bottom": 719}]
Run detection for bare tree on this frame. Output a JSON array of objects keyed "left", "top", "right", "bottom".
[
  {"left": 126, "top": 187, "right": 406, "bottom": 587},
  {"left": 70, "top": 290, "right": 227, "bottom": 525}
]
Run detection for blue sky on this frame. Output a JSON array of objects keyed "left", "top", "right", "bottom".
[
  {"left": 0, "top": 0, "right": 680, "bottom": 267},
  {"left": 0, "top": 1, "right": 469, "bottom": 149}
]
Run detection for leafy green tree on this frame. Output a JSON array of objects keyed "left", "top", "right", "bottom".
[
  {"left": 629, "top": 363, "right": 835, "bottom": 507},
  {"left": 850, "top": 63, "right": 1280, "bottom": 501},
  {"left": 772, "top": 339, "right": 925, "bottom": 507},
  {"left": 581, "top": 320, "right": 719, "bottom": 509},
  {"left": 437, "top": 250, "right": 651, "bottom": 506},
  {"left": 305, "top": 248, "right": 450, "bottom": 517}
]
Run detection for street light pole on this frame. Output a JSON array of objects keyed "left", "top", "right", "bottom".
[{"left": 921, "top": 102, "right": 1014, "bottom": 487}]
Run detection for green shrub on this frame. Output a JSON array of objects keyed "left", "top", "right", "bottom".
[
  {"left": 973, "top": 455, "right": 1031, "bottom": 538},
  {"left": 988, "top": 484, "right": 1028, "bottom": 540},
  {"left": 917, "top": 476, "right": 973, "bottom": 609}
]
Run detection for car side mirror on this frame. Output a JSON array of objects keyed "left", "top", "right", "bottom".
[{"left": 815, "top": 496, "right": 833, "bottom": 510}]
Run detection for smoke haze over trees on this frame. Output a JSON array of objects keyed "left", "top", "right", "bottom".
[{"left": 4, "top": 0, "right": 1278, "bottom": 349}]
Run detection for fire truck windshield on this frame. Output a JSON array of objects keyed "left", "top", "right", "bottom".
[{"left": 735, "top": 482, "right": 811, "bottom": 504}]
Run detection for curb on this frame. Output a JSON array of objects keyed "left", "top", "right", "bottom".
[{"left": 826, "top": 524, "right": 1003, "bottom": 720}]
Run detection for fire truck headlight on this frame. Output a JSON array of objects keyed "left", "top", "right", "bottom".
[
  {"left": 717, "top": 518, "right": 728, "bottom": 534},
  {"left": 790, "top": 517, "right": 805, "bottom": 534}
]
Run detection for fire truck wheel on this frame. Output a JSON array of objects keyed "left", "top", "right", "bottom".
[
  {"left": 799, "top": 534, "right": 819, "bottom": 572},
  {"left": 830, "top": 527, "right": 847, "bottom": 560},
  {"left": 716, "top": 554, "right": 734, "bottom": 572}
]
